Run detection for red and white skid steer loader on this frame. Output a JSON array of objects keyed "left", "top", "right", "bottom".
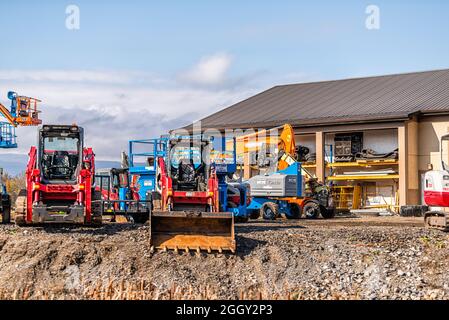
[
  {"left": 14, "top": 125, "right": 102, "bottom": 225},
  {"left": 423, "top": 133, "right": 449, "bottom": 231}
]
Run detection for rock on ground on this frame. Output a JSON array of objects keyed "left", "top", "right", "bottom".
[{"left": 0, "top": 216, "right": 448, "bottom": 300}]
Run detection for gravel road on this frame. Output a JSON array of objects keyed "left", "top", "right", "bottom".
[{"left": 0, "top": 216, "right": 448, "bottom": 300}]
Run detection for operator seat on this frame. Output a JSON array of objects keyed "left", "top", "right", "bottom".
[
  {"left": 178, "top": 158, "right": 195, "bottom": 183},
  {"left": 50, "top": 151, "right": 71, "bottom": 178},
  {"left": 175, "top": 158, "right": 198, "bottom": 191}
]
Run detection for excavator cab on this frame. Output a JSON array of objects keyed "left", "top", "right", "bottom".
[
  {"left": 150, "top": 135, "right": 235, "bottom": 253},
  {"left": 424, "top": 133, "right": 449, "bottom": 231}
]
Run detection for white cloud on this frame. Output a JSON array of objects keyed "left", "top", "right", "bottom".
[
  {"left": 0, "top": 70, "right": 144, "bottom": 84},
  {"left": 0, "top": 54, "right": 316, "bottom": 164},
  {"left": 179, "top": 53, "right": 233, "bottom": 86},
  {"left": 0, "top": 72, "right": 258, "bottom": 160}
]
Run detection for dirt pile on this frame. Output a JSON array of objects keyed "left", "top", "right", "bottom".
[{"left": 0, "top": 216, "right": 448, "bottom": 300}]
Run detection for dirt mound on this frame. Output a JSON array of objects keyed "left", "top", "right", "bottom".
[{"left": 0, "top": 217, "right": 448, "bottom": 300}]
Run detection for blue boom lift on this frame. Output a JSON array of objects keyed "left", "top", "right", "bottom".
[{"left": 243, "top": 124, "right": 335, "bottom": 220}]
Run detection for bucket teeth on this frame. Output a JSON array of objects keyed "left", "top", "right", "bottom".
[
  {"left": 150, "top": 245, "right": 234, "bottom": 254},
  {"left": 149, "top": 211, "right": 236, "bottom": 254}
]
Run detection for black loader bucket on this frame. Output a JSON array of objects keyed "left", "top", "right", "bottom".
[{"left": 150, "top": 211, "right": 235, "bottom": 253}]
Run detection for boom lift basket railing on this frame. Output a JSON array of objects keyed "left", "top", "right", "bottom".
[{"left": 0, "top": 122, "right": 17, "bottom": 148}]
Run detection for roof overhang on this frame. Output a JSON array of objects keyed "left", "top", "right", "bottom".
[{"left": 174, "top": 111, "right": 414, "bottom": 134}]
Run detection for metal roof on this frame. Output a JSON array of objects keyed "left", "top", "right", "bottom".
[{"left": 191, "top": 69, "right": 449, "bottom": 130}]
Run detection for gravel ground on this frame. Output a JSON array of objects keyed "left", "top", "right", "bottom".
[{"left": 0, "top": 216, "right": 448, "bottom": 300}]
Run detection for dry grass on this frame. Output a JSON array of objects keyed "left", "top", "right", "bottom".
[
  {"left": 0, "top": 280, "right": 319, "bottom": 300},
  {"left": 0, "top": 281, "right": 362, "bottom": 300}
]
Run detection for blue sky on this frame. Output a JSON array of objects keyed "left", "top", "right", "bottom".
[
  {"left": 2, "top": 1, "right": 449, "bottom": 77},
  {"left": 0, "top": 0, "right": 449, "bottom": 164}
]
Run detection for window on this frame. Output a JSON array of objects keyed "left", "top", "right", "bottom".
[
  {"left": 44, "top": 136, "right": 79, "bottom": 153},
  {"left": 171, "top": 146, "right": 202, "bottom": 168}
]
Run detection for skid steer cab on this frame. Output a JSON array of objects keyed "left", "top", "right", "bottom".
[
  {"left": 14, "top": 125, "right": 102, "bottom": 226},
  {"left": 95, "top": 167, "right": 152, "bottom": 223}
]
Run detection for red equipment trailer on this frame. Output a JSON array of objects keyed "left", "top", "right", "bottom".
[
  {"left": 14, "top": 125, "right": 102, "bottom": 225},
  {"left": 95, "top": 167, "right": 151, "bottom": 223}
]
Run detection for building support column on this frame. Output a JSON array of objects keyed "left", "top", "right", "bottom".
[
  {"left": 316, "top": 131, "right": 325, "bottom": 183},
  {"left": 243, "top": 138, "right": 251, "bottom": 180},
  {"left": 398, "top": 125, "right": 408, "bottom": 206},
  {"left": 398, "top": 119, "right": 420, "bottom": 207}
]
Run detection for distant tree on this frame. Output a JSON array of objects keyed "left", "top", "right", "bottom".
[{"left": 3, "top": 171, "right": 26, "bottom": 206}]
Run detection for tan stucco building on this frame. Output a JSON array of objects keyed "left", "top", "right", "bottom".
[{"left": 185, "top": 69, "right": 449, "bottom": 210}]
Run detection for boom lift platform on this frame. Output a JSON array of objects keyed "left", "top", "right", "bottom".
[{"left": 0, "top": 91, "right": 42, "bottom": 148}]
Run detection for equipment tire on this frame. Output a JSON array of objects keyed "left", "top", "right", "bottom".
[
  {"left": 227, "top": 202, "right": 248, "bottom": 223},
  {"left": 249, "top": 210, "right": 261, "bottom": 220},
  {"left": 90, "top": 190, "right": 103, "bottom": 226},
  {"left": 286, "top": 203, "right": 301, "bottom": 219},
  {"left": 130, "top": 212, "right": 150, "bottom": 224},
  {"left": 321, "top": 207, "right": 336, "bottom": 219},
  {"left": 235, "top": 216, "right": 249, "bottom": 223},
  {"left": 15, "top": 214, "right": 26, "bottom": 226},
  {"left": 261, "top": 202, "right": 279, "bottom": 220},
  {"left": 302, "top": 201, "right": 321, "bottom": 219},
  {"left": 401, "top": 205, "right": 428, "bottom": 217},
  {"left": 1, "top": 205, "right": 11, "bottom": 224}
]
